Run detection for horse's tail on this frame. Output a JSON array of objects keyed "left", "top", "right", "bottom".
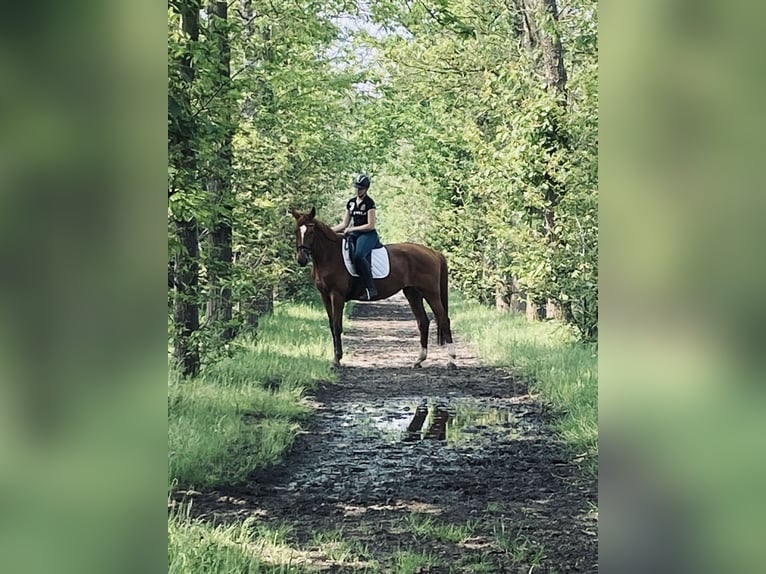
[{"left": 438, "top": 253, "right": 450, "bottom": 345}]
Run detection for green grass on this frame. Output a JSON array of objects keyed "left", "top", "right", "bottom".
[
  {"left": 309, "top": 529, "right": 377, "bottom": 568},
  {"left": 169, "top": 300, "right": 336, "bottom": 489},
  {"left": 492, "top": 521, "right": 546, "bottom": 566},
  {"left": 392, "top": 549, "right": 437, "bottom": 574},
  {"left": 451, "top": 293, "right": 598, "bottom": 472},
  {"left": 406, "top": 513, "right": 477, "bottom": 544},
  {"left": 203, "top": 302, "right": 336, "bottom": 388},
  {"left": 168, "top": 506, "right": 305, "bottom": 573}
]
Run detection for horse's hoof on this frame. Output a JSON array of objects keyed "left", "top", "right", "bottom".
[
  {"left": 446, "top": 362, "right": 457, "bottom": 371},
  {"left": 412, "top": 362, "right": 422, "bottom": 369}
]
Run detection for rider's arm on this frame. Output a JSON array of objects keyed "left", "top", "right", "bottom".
[{"left": 331, "top": 211, "right": 351, "bottom": 233}]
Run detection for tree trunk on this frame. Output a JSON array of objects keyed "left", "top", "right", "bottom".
[
  {"left": 173, "top": 220, "right": 200, "bottom": 375},
  {"left": 206, "top": 209, "right": 234, "bottom": 340},
  {"left": 246, "top": 287, "right": 274, "bottom": 332},
  {"left": 495, "top": 283, "right": 510, "bottom": 313},
  {"left": 536, "top": 0, "right": 567, "bottom": 98},
  {"left": 521, "top": 0, "right": 568, "bottom": 322},
  {"left": 240, "top": 0, "right": 254, "bottom": 68},
  {"left": 546, "top": 299, "right": 563, "bottom": 320},
  {"left": 536, "top": 0, "right": 567, "bottom": 246},
  {"left": 169, "top": 0, "right": 201, "bottom": 376},
  {"left": 234, "top": 0, "right": 278, "bottom": 334},
  {"left": 538, "top": 0, "right": 567, "bottom": 320},
  {"left": 519, "top": 0, "right": 567, "bottom": 97},
  {"left": 495, "top": 267, "right": 513, "bottom": 313},
  {"left": 526, "top": 295, "right": 546, "bottom": 321},
  {"left": 205, "top": 1, "right": 235, "bottom": 342},
  {"left": 510, "top": 275, "right": 525, "bottom": 313}
]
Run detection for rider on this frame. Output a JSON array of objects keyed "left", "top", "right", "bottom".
[{"left": 331, "top": 173, "right": 382, "bottom": 300}]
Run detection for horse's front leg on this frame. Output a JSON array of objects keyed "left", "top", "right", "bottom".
[
  {"left": 319, "top": 290, "right": 339, "bottom": 365},
  {"left": 330, "top": 293, "right": 346, "bottom": 366}
]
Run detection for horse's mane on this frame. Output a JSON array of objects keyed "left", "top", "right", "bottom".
[{"left": 313, "top": 217, "right": 341, "bottom": 243}]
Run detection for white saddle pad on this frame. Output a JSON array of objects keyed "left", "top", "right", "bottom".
[{"left": 343, "top": 240, "right": 390, "bottom": 279}]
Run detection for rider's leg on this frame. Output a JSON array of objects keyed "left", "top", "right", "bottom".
[
  {"left": 353, "top": 233, "right": 378, "bottom": 300},
  {"left": 353, "top": 255, "right": 377, "bottom": 300}
]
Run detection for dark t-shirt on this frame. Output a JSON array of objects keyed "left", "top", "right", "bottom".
[{"left": 346, "top": 195, "right": 376, "bottom": 227}]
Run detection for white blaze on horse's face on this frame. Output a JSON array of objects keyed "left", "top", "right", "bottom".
[{"left": 296, "top": 224, "right": 310, "bottom": 266}]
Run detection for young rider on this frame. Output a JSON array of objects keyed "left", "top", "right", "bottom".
[{"left": 331, "top": 173, "right": 382, "bottom": 300}]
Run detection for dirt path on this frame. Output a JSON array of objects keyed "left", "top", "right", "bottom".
[{"left": 185, "top": 294, "right": 597, "bottom": 572}]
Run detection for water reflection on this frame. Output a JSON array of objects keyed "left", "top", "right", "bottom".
[
  {"left": 374, "top": 399, "right": 519, "bottom": 444},
  {"left": 403, "top": 404, "right": 429, "bottom": 441}
]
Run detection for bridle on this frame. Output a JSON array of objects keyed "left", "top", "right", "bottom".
[{"left": 297, "top": 223, "right": 313, "bottom": 257}]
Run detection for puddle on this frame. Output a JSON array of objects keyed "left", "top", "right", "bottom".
[{"left": 368, "top": 399, "right": 522, "bottom": 445}]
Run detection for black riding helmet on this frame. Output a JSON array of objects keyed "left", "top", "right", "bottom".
[{"left": 353, "top": 173, "right": 370, "bottom": 189}]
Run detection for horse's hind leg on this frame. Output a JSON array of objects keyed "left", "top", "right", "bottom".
[
  {"left": 403, "top": 287, "right": 430, "bottom": 368},
  {"left": 422, "top": 290, "right": 457, "bottom": 369}
]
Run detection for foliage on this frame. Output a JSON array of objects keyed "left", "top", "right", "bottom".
[
  {"left": 168, "top": 0, "right": 598, "bottom": 366},
  {"left": 168, "top": 1, "right": 361, "bottom": 368},
  {"left": 357, "top": 0, "right": 598, "bottom": 338}
]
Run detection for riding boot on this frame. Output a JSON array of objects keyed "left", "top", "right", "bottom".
[{"left": 355, "top": 256, "right": 378, "bottom": 300}]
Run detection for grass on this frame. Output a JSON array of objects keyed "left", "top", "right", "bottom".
[
  {"left": 392, "top": 549, "right": 437, "bottom": 574},
  {"left": 168, "top": 295, "right": 592, "bottom": 571},
  {"left": 168, "top": 504, "right": 305, "bottom": 573},
  {"left": 451, "top": 293, "right": 598, "bottom": 472},
  {"left": 309, "top": 529, "right": 377, "bottom": 568},
  {"left": 492, "top": 521, "right": 546, "bottom": 566},
  {"left": 169, "top": 506, "right": 382, "bottom": 574},
  {"left": 406, "top": 513, "right": 477, "bottom": 544},
  {"left": 402, "top": 514, "right": 546, "bottom": 572},
  {"left": 169, "top": 300, "right": 336, "bottom": 489}
]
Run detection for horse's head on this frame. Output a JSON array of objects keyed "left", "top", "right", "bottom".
[{"left": 290, "top": 207, "right": 316, "bottom": 267}]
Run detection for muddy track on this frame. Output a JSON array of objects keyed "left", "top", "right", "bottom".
[{"left": 182, "top": 294, "right": 597, "bottom": 572}]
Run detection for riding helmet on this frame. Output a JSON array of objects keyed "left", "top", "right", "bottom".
[{"left": 353, "top": 173, "right": 371, "bottom": 189}]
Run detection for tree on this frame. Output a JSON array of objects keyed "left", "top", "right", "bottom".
[
  {"left": 169, "top": 0, "right": 363, "bottom": 366},
  {"left": 169, "top": 0, "right": 202, "bottom": 376},
  {"left": 355, "top": 0, "right": 598, "bottom": 339},
  {"left": 204, "top": 1, "right": 235, "bottom": 342}
]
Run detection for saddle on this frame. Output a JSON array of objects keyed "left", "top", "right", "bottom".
[{"left": 342, "top": 237, "right": 390, "bottom": 279}]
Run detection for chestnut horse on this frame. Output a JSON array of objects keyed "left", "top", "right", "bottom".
[{"left": 290, "top": 208, "right": 455, "bottom": 369}]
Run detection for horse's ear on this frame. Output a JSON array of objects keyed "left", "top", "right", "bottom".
[
  {"left": 289, "top": 208, "right": 299, "bottom": 219},
  {"left": 309, "top": 206, "right": 316, "bottom": 219}
]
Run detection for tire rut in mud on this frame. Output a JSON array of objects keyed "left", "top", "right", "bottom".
[{"left": 181, "top": 294, "right": 597, "bottom": 572}]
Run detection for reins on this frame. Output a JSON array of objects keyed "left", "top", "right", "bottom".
[{"left": 296, "top": 219, "right": 340, "bottom": 260}]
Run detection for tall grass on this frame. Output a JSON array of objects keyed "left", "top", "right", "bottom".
[
  {"left": 168, "top": 505, "right": 304, "bottom": 573},
  {"left": 168, "top": 301, "right": 335, "bottom": 489},
  {"left": 451, "top": 293, "right": 597, "bottom": 470}
]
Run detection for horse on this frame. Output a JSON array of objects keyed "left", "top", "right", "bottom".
[{"left": 290, "top": 207, "right": 456, "bottom": 369}]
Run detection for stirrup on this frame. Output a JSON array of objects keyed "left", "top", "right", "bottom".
[{"left": 360, "top": 288, "right": 377, "bottom": 301}]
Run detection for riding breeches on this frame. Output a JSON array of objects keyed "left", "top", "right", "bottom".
[{"left": 350, "top": 231, "right": 382, "bottom": 264}]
